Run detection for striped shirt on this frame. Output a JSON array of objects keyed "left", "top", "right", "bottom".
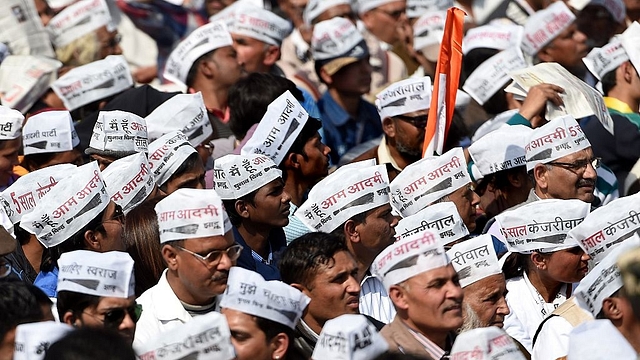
[
  {"left": 284, "top": 203, "right": 312, "bottom": 244},
  {"left": 359, "top": 274, "right": 396, "bottom": 324},
  {"left": 405, "top": 325, "right": 447, "bottom": 360}
]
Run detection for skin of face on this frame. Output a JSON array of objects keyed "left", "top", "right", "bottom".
[
  {"left": 222, "top": 308, "right": 281, "bottom": 360},
  {"left": 462, "top": 273, "right": 509, "bottom": 328},
  {"left": 0, "top": 138, "right": 20, "bottom": 187},
  {"left": 71, "top": 296, "right": 137, "bottom": 344}
]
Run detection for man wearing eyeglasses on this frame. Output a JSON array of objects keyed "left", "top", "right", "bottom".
[
  {"left": 134, "top": 188, "right": 239, "bottom": 347},
  {"left": 352, "top": 77, "right": 430, "bottom": 181}
]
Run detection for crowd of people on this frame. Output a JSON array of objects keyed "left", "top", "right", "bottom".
[{"left": 2, "top": 0, "right": 640, "bottom": 359}]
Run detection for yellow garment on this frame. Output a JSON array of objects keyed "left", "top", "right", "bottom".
[
  {"left": 13, "top": 156, "right": 28, "bottom": 176},
  {"left": 604, "top": 97, "right": 635, "bottom": 114}
]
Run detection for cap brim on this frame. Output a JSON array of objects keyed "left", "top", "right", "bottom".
[
  {"left": 0, "top": 227, "right": 16, "bottom": 255},
  {"left": 321, "top": 57, "right": 360, "bottom": 76}
]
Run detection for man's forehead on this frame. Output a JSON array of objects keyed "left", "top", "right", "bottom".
[
  {"left": 464, "top": 273, "right": 506, "bottom": 295},
  {"left": 410, "top": 264, "right": 456, "bottom": 282}
]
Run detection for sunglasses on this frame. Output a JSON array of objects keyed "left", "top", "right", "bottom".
[
  {"left": 394, "top": 114, "right": 428, "bottom": 128},
  {"left": 86, "top": 304, "right": 142, "bottom": 329}
]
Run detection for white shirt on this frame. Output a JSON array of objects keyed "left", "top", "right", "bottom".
[{"left": 359, "top": 274, "right": 396, "bottom": 324}]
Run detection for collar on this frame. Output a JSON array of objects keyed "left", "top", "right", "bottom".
[
  {"left": 154, "top": 269, "right": 207, "bottom": 322},
  {"left": 377, "top": 137, "right": 402, "bottom": 171},
  {"left": 321, "top": 92, "right": 352, "bottom": 127},
  {"left": 402, "top": 320, "right": 449, "bottom": 359},
  {"left": 604, "top": 97, "right": 636, "bottom": 114},
  {"left": 298, "top": 319, "right": 320, "bottom": 343}
]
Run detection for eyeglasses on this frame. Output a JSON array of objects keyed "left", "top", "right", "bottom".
[
  {"left": 547, "top": 157, "right": 601, "bottom": 172},
  {"left": 95, "top": 204, "right": 125, "bottom": 232},
  {"left": 175, "top": 244, "right": 243, "bottom": 267},
  {"left": 0, "top": 258, "right": 12, "bottom": 279},
  {"left": 336, "top": 11, "right": 357, "bottom": 21},
  {"left": 83, "top": 303, "right": 142, "bottom": 329},
  {"left": 394, "top": 114, "right": 428, "bottom": 128},
  {"left": 198, "top": 140, "right": 215, "bottom": 155},
  {"left": 373, "top": 7, "right": 406, "bottom": 20}
]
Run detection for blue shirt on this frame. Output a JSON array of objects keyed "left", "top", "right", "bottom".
[
  {"left": 34, "top": 267, "right": 58, "bottom": 297},
  {"left": 318, "top": 92, "right": 383, "bottom": 165},
  {"left": 232, "top": 227, "right": 286, "bottom": 281}
]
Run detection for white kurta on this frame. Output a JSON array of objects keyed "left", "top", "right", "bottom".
[{"left": 359, "top": 275, "right": 396, "bottom": 324}]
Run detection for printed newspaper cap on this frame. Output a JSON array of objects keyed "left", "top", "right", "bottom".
[
  {"left": 620, "top": 22, "right": 640, "bottom": 81},
  {"left": 371, "top": 229, "right": 448, "bottom": 291},
  {"left": 46, "top": 0, "right": 113, "bottom": 47},
  {"left": 463, "top": 48, "right": 527, "bottom": 105},
  {"left": 304, "top": 0, "right": 351, "bottom": 25},
  {"left": 375, "top": 76, "right": 432, "bottom": 120},
  {"left": 524, "top": 115, "right": 591, "bottom": 172},
  {"left": 583, "top": 37, "right": 628, "bottom": 82},
  {"left": 164, "top": 21, "right": 234, "bottom": 87},
  {"left": 311, "top": 17, "right": 369, "bottom": 75},
  {"left": 413, "top": 11, "right": 447, "bottom": 62},
  {"left": 227, "top": 2, "right": 291, "bottom": 46},
  {"left": 312, "top": 314, "right": 389, "bottom": 360},
  {"left": 462, "top": 24, "right": 524, "bottom": 55},
  {"left": 57, "top": 250, "right": 135, "bottom": 298},
  {"left": 0, "top": 55, "right": 62, "bottom": 114},
  {"left": 102, "top": 153, "right": 154, "bottom": 215},
  {"left": 356, "top": 0, "right": 403, "bottom": 14},
  {"left": 568, "top": 192, "right": 640, "bottom": 265},
  {"left": 296, "top": 161, "right": 390, "bottom": 233},
  {"left": 446, "top": 234, "right": 501, "bottom": 288},
  {"left": 213, "top": 154, "right": 282, "bottom": 200},
  {"left": 0, "top": 0, "right": 56, "bottom": 59},
  {"left": 568, "top": 0, "right": 626, "bottom": 23},
  {"left": 13, "top": 322, "right": 73, "bottom": 360},
  {"left": 0, "top": 105, "right": 23, "bottom": 140},
  {"left": 471, "top": 109, "right": 518, "bottom": 143},
  {"left": 450, "top": 326, "right": 526, "bottom": 360},
  {"left": 468, "top": 125, "right": 532, "bottom": 176},
  {"left": 395, "top": 202, "right": 469, "bottom": 246},
  {"left": 389, "top": 147, "right": 469, "bottom": 218},
  {"left": 145, "top": 92, "right": 212, "bottom": 148},
  {"left": 406, "top": 0, "right": 453, "bottom": 18},
  {"left": 155, "top": 188, "right": 232, "bottom": 243},
  {"left": 220, "top": 267, "right": 310, "bottom": 329},
  {"left": 520, "top": 1, "right": 575, "bottom": 56},
  {"left": 147, "top": 131, "right": 197, "bottom": 187},
  {"left": 88, "top": 110, "right": 148, "bottom": 156},
  {"left": 51, "top": 55, "right": 133, "bottom": 111},
  {"left": 47, "top": 0, "right": 77, "bottom": 9},
  {"left": 495, "top": 199, "right": 590, "bottom": 254},
  {"left": 241, "top": 90, "right": 309, "bottom": 165},
  {"left": 574, "top": 235, "right": 640, "bottom": 317},
  {"left": 22, "top": 110, "right": 80, "bottom": 155},
  {"left": 21, "top": 162, "right": 109, "bottom": 248},
  {"left": 567, "top": 320, "right": 636, "bottom": 360},
  {"left": 0, "top": 164, "right": 76, "bottom": 224},
  {"left": 134, "top": 312, "right": 235, "bottom": 360}
]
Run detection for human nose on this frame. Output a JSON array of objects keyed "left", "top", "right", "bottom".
[
  {"left": 574, "top": 30, "right": 587, "bottom": 43},
  {"left": 581, "top": 251, "right": 591, "bottom": 262},
  {"left": 447, "top": 281, "right": 464, "bottom": 302},
  {"left": 119, "top": 311, "right": 135, "bottom": 332},
  {"left": 217, "top": 251, "right": 235, "bottom": 268},
  {"left": 323, "top": 143, "right": 332, "bottom": 156},
  {"left": 497, "top": 296, "right": 510, "bottom": 316},
  {"left": 347, "top": 274, "right": 361, "bottom": 294},
  {"left": 583, "top": 161, "right": 597, "bottom": 180},
  {"left": 282, "top": 190, "right": 292, "bottom": 204}
]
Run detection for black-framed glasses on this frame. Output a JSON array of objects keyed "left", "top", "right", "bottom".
[
  {"left": 547, "top": 157, "right": 601, "bottom": 172},
  {"left": 175, "top": 244, "right": 243, "bottom": 267},
  {"left": 83, "top": 303, "right": 142, "bottom": 329},
  {"left": 394, "top": 114, "right": 428, "bottom": 128},
  {"left": 373, "top": 7, "right": 406, "bottom": 20}
]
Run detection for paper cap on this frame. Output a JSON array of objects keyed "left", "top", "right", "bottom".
[
  {"left": 568, "top": 0, "right": 626, "bottom": 23},
  {"left": 0, "top": 106, "right": 23, "bottom": 140},
  {"left": 463, "top": 24, "right": 524, "bottom": 55},
  {"left": 296, "top": 161, "right": 390, "bottom": 233},
  {"left": 304, "top": 0, "right": 351, "bottom": 25},
  {"left": 376, "top": 77, "right": 431, "bottom": 120},
  {"left": 57, "top": 250, "right": 135, "bottom": 298},
  {"left": 312, "top": 17, "right": 369, "bottom": 75},
  {"left": 220, "top": 267, "right": 310, "bottom": 329},
  {"left": 356, "top": 0, "right": 404, "bottom": 14},
  {"left": 525, "top": 115, "right": 591, "bottom": 172},
  {"left": 134, "top": 312, "right": 235, "bottom": 360},
  {"left": 468, "top": 125, "right": 532, "bottom": 176},
  {"left": 13, "top": 322, "right": 73, "bottom": 360},
  {"left": 0, "top": 164, "right": 77, "bottom": 224},
  {"left": 0, "top": 55, "right": 62, "bottom": 114},
  {"left": 395, "top": 202, "right": 469, "bottom": 246},
  {"left": 407, "top": 0, "right": 454, "bottom": 18},
  {"left": 413, "top": 11, "right": 447, "bottom": 62},
  {"left": 450, "top": 326, "right": 526, "bottom": 360},
  {"left": 620, "top": 22, "right": 640, "bottom": 81},
  {"left": 312, "top": 314, "right": 389, "bottom": 360},
  {"left": 47, "top": 0, "right": 113, "bottom": 48},
  {"left": 495, "top": 199, "right": 590, "bottom": 254},
  {"left": 472, "top": 110, "right": 518, "bottom": 143},
  {"left": 148, "top": 131, "right": 197, "bottom": 187},
  {"left": 102, "top": 153, "right": 154, "bottom": 215},
  {"left": 21, "top": 162, "right": 109, "bottom": 248},
  {"left": 567, "top": 320, "right": 636, "bottom": 359},
  {"left": 389, "top": 147, "right": 469, "bottom": 218},
  {"left": 228, "top": 2, "right": 291, "bottom": 46},
  {"left": 521, "top": 2, "right": 575, "bottom": 56},
  {"left": 372, "top": 230, "right": 448, "bottom": 291},
  {"left": 88, "top": 110, "right": 148, "bottom": 156},
  {"left": 23, "top": 111, "right": 79, "bottom": 155},
  {"left": 164, "top": 21, "right": 234, "bottom": 87},
  {"left": 583, "top": 37, "right": 628, "bottom": 81},
  {"left": 145, "top": 92, "right": 212, "bottom": 148},
  {"left": 575, "top": 235, "right": 640, "bottom": 316},
  {"left": 51, "top": 55, "right": 133, "bottom": 111},
  {"left": 463, "top": 48, "right": 528, "bottom": 105},
  {"left": 447, "top": 234, "right": 502, "bottom": 288},
  {"left": 241, "top": 90, "right": 309, "bottom": 165},
  {"left": 155, "top": 188, "right": 232, "bottom": 243},
  {"left": 213, "top": 154, "right": 282, "bottom": 200}
]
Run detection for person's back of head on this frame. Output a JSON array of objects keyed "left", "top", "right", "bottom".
[
  {"left": 44, "top": 327, "right": 135, "bottom": 360},
  {"left": 0, "top": 281, "right": 45, "bottom": 359}
]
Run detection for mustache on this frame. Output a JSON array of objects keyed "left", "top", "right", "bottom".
[
  {"left": 211, "top": 270, "right": 229, "bottom": 282},
  {"left": 577, "top": 179, "right": 596, "bottom": 187}
]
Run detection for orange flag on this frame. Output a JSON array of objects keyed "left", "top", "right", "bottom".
[{"left": 422, "top": 7, "right": 466, "bottom": 157}]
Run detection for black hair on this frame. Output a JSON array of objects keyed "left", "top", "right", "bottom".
[
  {"left": 279, "top": 232, "right": 350, "bottom": 288},
  {"left": 185, "top": 50, "right": 216, "bottom": 89},
  {"left": 601, "top": 68, "right": 617, "bottom": 95},
  {"left": 222, "top": 189, "right": 258, "bottom": 227},
  {"left": 279, "top": 117, "right": 323, "bottom": 182},
  {"left": 501, "top": 252, "right": 528, "bottom": 279},
  {"left": 21, "top": 145, "right": 82, "bottom": 172},
  {"left": 43, "top": 327, "right": 136, "bottom": 360},
  {"left": 159, "top": 151, "right": 204, "bottom": 193},
  {"left": 228, "top": 73, "right": 304, "bottom": 140},
  {"left": 329, "top": 211, "right": 368, "bottom": 239},
  {"left": 56, "top": 290, "right": 101, "bottom": 321},
  {"left": 255, "top": 316, "right": 295, "bottom": 355},
  {"left": 0, "top": 281, "right": 45, "bottom": 341}
]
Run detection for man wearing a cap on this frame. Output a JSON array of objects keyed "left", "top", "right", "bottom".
[
  {"left": 356, "top": 0, "right": 410, "bottom": 69},
  {"left": 0, "top": 106, "right": 24, "bottom": 192},
  {"left": 56, "top": 250, "right": 138, "bottom": 344},
  {"left": 313, "top": 17, "right": 383, "bottom": 165},
  {"left": 353, "top": 77, "right": 431, "bottom": 180},
  {"left": 134, "top": 188, "right": 238, "bottom": 347},
  {"left": 372, "top": 232, "right": 463, "bottom": 359},
  {"left": 312, "top": 314, "right": 390, "bottom": 360},
  {"left": 148, "top": 131, "right": 206, "bottom": 195}
]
